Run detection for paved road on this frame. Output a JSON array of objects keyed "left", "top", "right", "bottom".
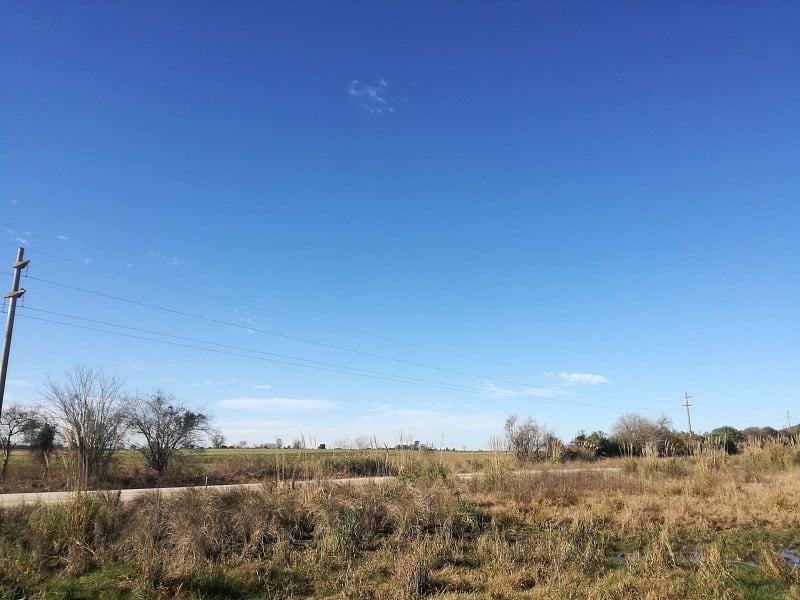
[
  {"left": 0, "top": 466, "right": 620, "bottom": 508},
  {"left": 0, "top": 477, "right": 394, "bottom": 508}
]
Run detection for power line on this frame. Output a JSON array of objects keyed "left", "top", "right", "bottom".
[
  {"left": 23, "top": 274, "right": 673, "bottom": 406},
  {"left": 11, "top": 246, "right": 690, "bottom": 399},
  {"left": 20, "top": 305, "right": 501, "bottom": 393},
  {"left": 27, "top": 274, "right": 480, "bottom": 371},
  {"left": 18, "top": 310, "right": 673, "bottom": 412},
  {"left": 19, "top": 312, "right": 472, "bottom": 392},
  {"left": 15, "top": 245, "right": 464, "bottom": 353}
]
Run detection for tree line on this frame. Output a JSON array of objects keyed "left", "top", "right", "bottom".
[
  {"left": 0, "top": 366, "right": 212, "bottom": 489},
  {"left": 505, "top": 413, "right": 800, "bottom": 463},
  {"left": 4, "top": 366, "right": 795, "bottom": 488}
]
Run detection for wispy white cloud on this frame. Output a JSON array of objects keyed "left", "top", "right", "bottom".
[
  {"left": 7, "top": 379, "right": 31, "bottom": 387},
  {"left": 559, "top": 372, "right": 611, "bottom": 385},
  {"left": 192, "top": 379, "right": 215, "bottom": 388},
  {"left": 6, "top": 229, "right": 31, "bottom": 245},
  {"left": 8, "top": 199, "right": 19, "bottom": 207},
  {"left": 220, "top": 397, "right": 337, "bottom": 412},
  {"left": 483, "top": 382, "right": 566, "bottom": 400},
  {"left": 119, "top": 357, "right": 146, "bottom": 372},
  {"left": 210, "top": 395, "right": 515, "bottom": 449},
  {"left": 56, "top": 235, "right": 70, "bottom": 241},
  {"left": 348, "top": 79, "right": 396, "bottom": 114},
  {"left": 251, "top": 384, "right": 272, "bottom": 390},
  {"left": 355, "top": 403, "right": 500, "bottom": 440},
  {"left": 229, "top": 308, "right": 258, "bottom": 334},
  {"left": 148, "top": 250, "right": 182, "bottom": 267},
  {"left": 483, "top": 383, "right": 517, "bottom": 400},
  {"left": 377, "top": 406, "right": 443, "bottom": 420}
]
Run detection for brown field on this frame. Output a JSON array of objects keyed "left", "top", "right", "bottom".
[{"left": 1, "top": 444, "right": 799, "bottom": 598}]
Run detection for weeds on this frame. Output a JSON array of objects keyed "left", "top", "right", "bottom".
[{"left": 2, "top": 449, "right": 800, "bottom": 598}]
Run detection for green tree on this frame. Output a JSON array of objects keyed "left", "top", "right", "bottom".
[
  {"left": 0, "top": 405, "right": 35, "bottom": 481},
  {"left": 24, "top": 417, "right": 58, "bottom": 480},
  {"left": 571, "top": 430, "right": 621, "bottom": 458},
  {"left": 127, "top": 390, "right": 210, "bottom": 474},
  {"left": 707, "top": 426, "right": 744, "bottom": 454}
]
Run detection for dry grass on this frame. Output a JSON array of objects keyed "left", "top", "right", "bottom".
[
  {"left": 1, "top": 447, "right": 800, "bottom": 598},
  {"left": 0, "top": 446, "right": 477, "bottom": 493}
]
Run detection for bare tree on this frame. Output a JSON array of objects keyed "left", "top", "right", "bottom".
[
  {"left": 42, "top": 366, "right": 129, "bottom": 488},
  {"left": 354, "top": 435, "right": 373, "bottom": 450},
  {"left": 0, "top": 405, "right": 35, "bottom": 481},
  {"left": 611, "top": 413, "right": 673, "bottom": 456},
  {"left": 127, "top": 390, "right": 210, "bottom": 474},
  {"left": 505, "top": 415, "right": 554, "bottom": 463}
]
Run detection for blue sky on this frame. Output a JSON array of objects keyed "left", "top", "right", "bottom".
[{"left": 2, "top": 1, "right": 798, "bottom": 449}]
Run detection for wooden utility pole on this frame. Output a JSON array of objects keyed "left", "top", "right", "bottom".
[
  {"left": 0, "top": 247, "right": 29, "bottom": 420},
  {"left": 684, "top": 392, "right": 693, "bottom": 437}
]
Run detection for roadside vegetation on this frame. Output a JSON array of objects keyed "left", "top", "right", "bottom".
[
  {"left": 1, "top": 441, "right": 800, "bottom": 598},
  {"left": 3, "top": 366, "right": 800, "bottom": 494},
  {"left": 3, "top": 366, "right": 800, "bottom": 597}
]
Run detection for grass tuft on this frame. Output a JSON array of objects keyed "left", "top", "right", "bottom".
[{"left": 1, "top": 450, "right": 800, "bottom": 597}]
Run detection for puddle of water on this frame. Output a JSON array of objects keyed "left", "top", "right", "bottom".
[
  {"left": 610, "top": 552, "right": 632, "bottom": 564},
  {"left": 609, "top": 549, "right": 799, "bottom": 569},
  {"left": 683, "top": 550, "right": 702, "bottom": 564},
  {"left": 779, "top": 549, "right": 800, "bottom": 568}
]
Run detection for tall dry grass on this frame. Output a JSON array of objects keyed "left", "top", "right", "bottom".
[{"left": 1, "top": 446, "right": 800, "bottom": 598}]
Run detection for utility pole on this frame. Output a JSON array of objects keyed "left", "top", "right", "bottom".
[
  {"left": 0, "top": 247, "right": 29, "bottom": 420},
  {"left": 684, "top": 392, "right": 693, "bottom": 437}
]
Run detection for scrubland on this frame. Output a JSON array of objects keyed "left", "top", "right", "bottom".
[{"left": 1, "top": 444, "right": 799, "bottom": 599}]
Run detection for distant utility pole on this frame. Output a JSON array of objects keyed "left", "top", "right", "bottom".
[
  {"left": 684, "top": 392, "right": 693, "bottom": 437},
  {"left": 0, "top": 247, "right": 29, "bottom": 421}
]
